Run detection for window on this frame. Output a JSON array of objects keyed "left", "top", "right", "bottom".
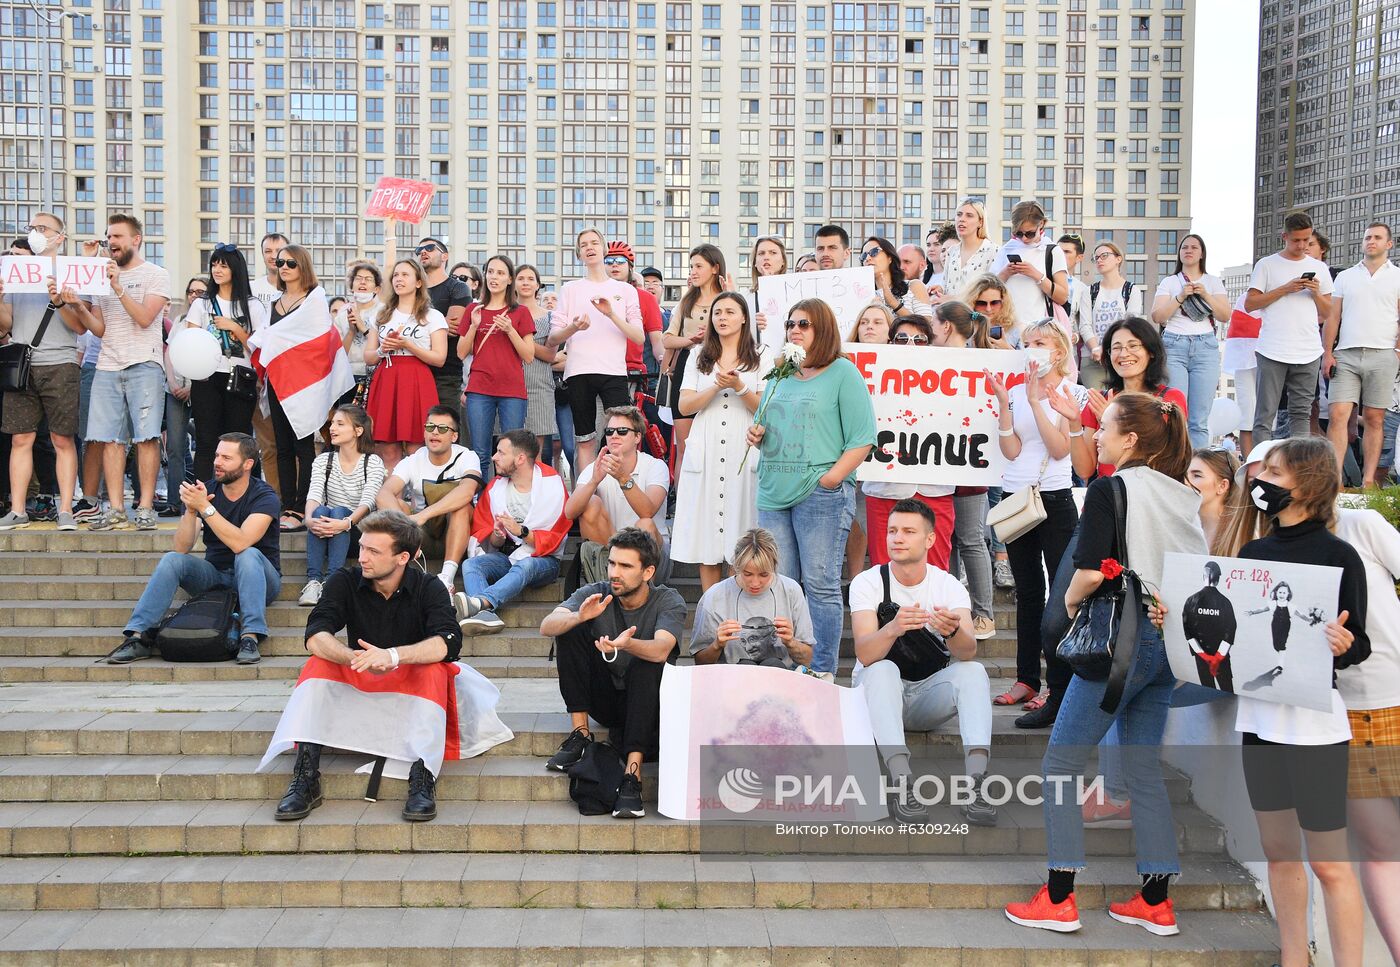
[
  {"left": 1130, "top": 77, "right": 1149, "bottom": 102},
  {"left": 741, "top": 5, "right": 759, "bottom": 29}
]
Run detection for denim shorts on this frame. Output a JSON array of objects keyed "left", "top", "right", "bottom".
[{"left": 86, "top": 361, "right": 166, "bottom": 444}]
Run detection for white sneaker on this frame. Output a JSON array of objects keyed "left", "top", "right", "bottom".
[{"left": 298, "top": 580, "right": 323, "bottom": 607}]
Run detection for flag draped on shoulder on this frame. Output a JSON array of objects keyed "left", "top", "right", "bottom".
[
  {"left": 468, "top": 462, "right": 571, "bottom": 562},
  {"left": 248, "top": 286, "right": 355, "bottom": 439}
]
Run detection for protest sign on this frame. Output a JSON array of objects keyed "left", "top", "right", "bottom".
[
  {"left": 364, "top": 177, "right": 436, "bottom": 224},
  {"left": 756, "top": 267, "right": 877, "bottom": 343},
  {"left": 1160, "top": 552, "right": 1339, "bottom": 712},
  {"left": 54, "top": 257, "right": 113, "bottom": 296},
  {"left": 1, "top": 256, "right": 112, "bottom": 296},
  {"left": 848, "top": 344, "right": 1027, "bottom": 487},
  {"left": 0, "top": 256, "right": 51, "bottom": 294}
]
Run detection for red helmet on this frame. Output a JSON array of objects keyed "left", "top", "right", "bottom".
[{"left": 606, "top": 241, "right": 635, "bottom": 263}]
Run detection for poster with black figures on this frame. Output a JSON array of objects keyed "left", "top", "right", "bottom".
[{"left": 1160, "top": 552, "right": 1340, "bottom": 712}]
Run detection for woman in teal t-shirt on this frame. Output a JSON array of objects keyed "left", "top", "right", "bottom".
[{"left": 745, "top": 298, "right": 875, "bottom": 674}]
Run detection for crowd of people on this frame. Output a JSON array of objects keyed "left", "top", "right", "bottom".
[{"left": 2, "top": 202, "right": 1398, "bottom": 966}]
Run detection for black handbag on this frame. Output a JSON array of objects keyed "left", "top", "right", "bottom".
[
  {"left": 0, "top": 303, "right": 58, "bottom": 393},
  {"left": 874, "top": 565, "right": 952, "bottom": 682},
  {"left": 567, "top": 739, "right": 627, "bottom": 815},
  {"left": 226, "top": 364, "right": 258, "bottom": 401},
  {"left": 1055, "top": 476, "right": 1141, "bottom": 714}
]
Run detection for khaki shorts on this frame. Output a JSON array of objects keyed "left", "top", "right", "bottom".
[
  {"left": 1, "top": 362, "right": 81, "bottom": 436},
  {"left": 418, "top": 479, "right": 465, "bottom": 559},
  {"left": 1330, "top": 347, "right": 1400, "bottom": 409}
]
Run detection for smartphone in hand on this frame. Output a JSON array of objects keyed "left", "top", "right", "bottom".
[
  {"left": 1301, "top": 271, "right": 1316, "bottom": 280},
  {"left": 1007, "top": 254, "right": 1023, "bottom": 264}
]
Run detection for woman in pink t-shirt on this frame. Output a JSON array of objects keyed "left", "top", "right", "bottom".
[{"left": 458, "top": 255, "right": 537, "bottom": 478}]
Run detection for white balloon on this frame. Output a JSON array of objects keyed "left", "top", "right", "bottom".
[
  {"left": 1207, "top": 396, "right": 1243, "bottom": 441},
  {"left": 168, "top": 328, "right": 223, "bottom": 382}
]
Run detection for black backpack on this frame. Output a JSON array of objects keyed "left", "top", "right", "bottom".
[
  {"left": 1089, "top": 280, "right": 1134, "bottom": 314},
  {"left": 155, "top": 589, "right": 239, "bottom": 662},
  {"left": 568, "top": 740, "right": 627, "bottom": 815}
]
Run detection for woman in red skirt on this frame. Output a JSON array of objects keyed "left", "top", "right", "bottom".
[{"left": 364, "top": 259, "right": 448, "bottom": 471}]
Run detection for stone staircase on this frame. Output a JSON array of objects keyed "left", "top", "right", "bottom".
[{"left": 0, "top": 527, "right": 1280, "bottom": 963}]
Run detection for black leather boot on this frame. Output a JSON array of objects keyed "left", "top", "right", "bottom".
[
  {"left": 275, "top": 743, "right": 323, "bottom": 820},
  {"left": 403, "top": 758, "right": 437, "bottom": 821}
]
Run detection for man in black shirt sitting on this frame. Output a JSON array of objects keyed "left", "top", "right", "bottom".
[{"left": 273, "top": 509, "right": 463, "bottom": 823}]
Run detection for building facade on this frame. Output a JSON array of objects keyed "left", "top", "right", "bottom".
[
  {"left": 1, "top": 0, "right": 1194, "bottom": 295},
  {"left": 1255, "top": 0, "right": 1396, "bottom": 267}
]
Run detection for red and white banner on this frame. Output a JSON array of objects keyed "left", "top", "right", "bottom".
[
  {"left": 247, "top": 287, "right": 355, "bottom": 439},
  {"left": 257, "top": 655, "right": 514, "bottom": 779},
  {"left": 364, "top": 177, "right": 437, "bottom": 224}
]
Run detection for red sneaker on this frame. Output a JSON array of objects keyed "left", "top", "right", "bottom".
[
  {"left": 1004, "top": 884, "right": 1082, "bottom": 932},
  {"left": 1109, "top": 893, "right": 1179, "bottom": 936},
  {"left": 1081, "top": 794, "right": 1133, "bottom": 828}
]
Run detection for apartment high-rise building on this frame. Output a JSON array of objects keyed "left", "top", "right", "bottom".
[
  {"left": 1254, "top": 0, "right": 1395, "bottom": 267},
  {"left": 1, "top": 0, "right": 1195, "bottom": 296}
]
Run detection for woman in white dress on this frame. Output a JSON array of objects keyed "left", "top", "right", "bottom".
[{"left": 672, "top": 292, "right": 770, "bottom": 591}]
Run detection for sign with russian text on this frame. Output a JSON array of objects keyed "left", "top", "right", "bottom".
[
  {"left": 0, "top": 256, "right": 50, "bottom": 294},
  {"left": 364, "top": 177, "right": 437, "bottom": 224},
  {"left": 756, "top": 266, "right": 877, "bottom": 337},
  {"left": 54, "top": 257, "right": 113, "bottom": 296},
  {"left": 850, "top": 345, "right": 1027, "bottom": 487},
  {"left": 1, "top": 256, "right": 113, "bottom": 296}
]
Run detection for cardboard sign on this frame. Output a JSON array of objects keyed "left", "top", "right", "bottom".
[
  {"left": 1160, "top": 553, "right": 1340, "bottom": 712},
  {"left": 0, "top": 256, "right": 112, "bottom": 296},
  {"left": 364, "top": 177, "right": 436, "bottom": 224},
  {"left": 756, "top": 267, "right": 877, "bottom": 337},
  {"left": 849, "top": 345, "right": 1028, "bottom": 487},
  {"left": 0, "top": 256, "right": 51, "bottom": 294}
]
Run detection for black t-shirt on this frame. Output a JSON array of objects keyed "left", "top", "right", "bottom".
[
  {"left": 427, "top": 276, "right": 472, "bottom": 382},
  {"left": 204, "top": 476, "right": 283, "bottom": 573},
  {"left": 1072, "top": 477, "right": 1125, "bottom": 591}
]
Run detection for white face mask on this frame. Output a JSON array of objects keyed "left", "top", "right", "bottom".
[
  {"left": 26, "top": 230, "right": 51, "bottom": 256},
  {"left": 1025, "top": 346, "right": 1053, "bottom": 376},
  {"left": 353, "top": 291, "right": 376, "bottom": 303}
]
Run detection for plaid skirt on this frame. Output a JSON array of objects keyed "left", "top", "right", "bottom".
[{"left": 1348, "top": 705, "right": 1400, "bottom": 799}]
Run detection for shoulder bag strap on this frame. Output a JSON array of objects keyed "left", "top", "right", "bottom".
[
  {"left": 1100, "top": 474, "right": 1138, "bottom": 715},
  {"left": 880, "top": 564, "right": 892, "bottom": 609},
  {"left": 29, "top": 303, "right": 59, "bottom": 350}
]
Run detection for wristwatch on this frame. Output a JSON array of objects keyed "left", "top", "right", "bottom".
[
  {"left": 518, "top": 524, "right": 530, "bottom": 540},
  {"left": 620, "top": 478, "right": 635, "bottom": 491},
  {"left": 199, "top": 505, "right": 216, "bottom": 519}
]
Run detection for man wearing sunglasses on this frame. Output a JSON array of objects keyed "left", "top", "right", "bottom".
[
  {"left": 565, "top": 405, "right": 672, "bottom": 586},
  {"left": 414, "top": 238, "right": 472, "bottom": 415},
  {"left": 375, "top": 406, "right": 482, "bottom": 590}
]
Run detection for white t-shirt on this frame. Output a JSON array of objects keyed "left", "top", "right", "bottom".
[
  {"left": 183, "top": 295, "right": 269, "bottom": 372},
  {"left": 849, "top": 563, "right": 971, "bottom": 673},
  {"left": 250, "top": 276, "right": 280, "bottom": 311},
  {"left": 376, "top": 307, "right": 446, "bottom": 357},
  {"left": 94, "top": 260, "right": 172, "bottom": 372},
  {"left": 991, "top": 238, "right": 1067, "bottom": 327},
  {"left": 1086, "top": 282, "right": 1143, "bottom": 345},
  {"left": 334, "top": 299, "right": 380, "bottom": 374},
  {"left": 1335, "top": 508, "right": 1400, "bottom": 710},
  {"left": 1332, "top": 260, "right": 1400, "bottom": 351},
  {"left": 389, "top": 444, "right": 481, "bottom": 513},
  {"left": 1001, "top": 379, "right": 1087, "bottom": 492},
  {"left": 1247, "top": 253, "right": 1334, "bottom": 364},
  {"left": 1155, "top": 273, "right": 1227, "bottom": 336},
  {"left": 575, "top": 450, "right": 671, "bottom": 540}
]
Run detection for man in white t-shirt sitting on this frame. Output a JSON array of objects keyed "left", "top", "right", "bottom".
[
  {"left": 1321, "top": 222, "right": 1400, "bottom": 486},
  {"left": 375, "top": 405, "right": 482, "bottom": 589},
  {"left": 565, "top": 405, "right": 671, "bottom": 586},
  {"left": 849, "top": 499, "right": 996, "bottom": 826},
  {"left": 1245, "top": 211, "right": 1335, "bottom": 443}
]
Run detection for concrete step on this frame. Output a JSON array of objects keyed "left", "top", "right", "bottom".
[
  {"left": 0, "top": 654, "right": 585, "bottom": 681},
  {"left": 0, "top": 797, "right": 1231, "bottom": 858},
  {"left": 0, "top": 707, "right": 1056, "bottom": 759},
  {"left": 0, "top": 852, "right": 1263, "bottom": 913},
  {"left": 0, "top": 907, "right": 1281, "bottom": 963},
  {"left": 0, "top": 599, "right": 574, "bottom": 629},
  {"left": 0, "top": 753, "right": 1184, "bottom": 807}
]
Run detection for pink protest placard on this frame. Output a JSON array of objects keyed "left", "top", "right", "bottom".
[
  {"left": 0, "top": 256, "right": 51, "bottom": 294},
  {"left": 53, "top": 257, "right": 113, "bottom": 296},
  {"left": 364, "top": 177, "right": 437, "bottom": 224}
]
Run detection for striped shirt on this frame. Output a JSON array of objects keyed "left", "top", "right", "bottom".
[
  {"left": 308, "top": 451, "right": 387, "bottom": 511},
  {"left": 95, "top": 259, "right": 172, "bottom": 372}
]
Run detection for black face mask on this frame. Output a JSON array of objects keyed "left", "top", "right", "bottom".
[{"left": 1250, "top": 479, "right": 1293, "bottom": 518}]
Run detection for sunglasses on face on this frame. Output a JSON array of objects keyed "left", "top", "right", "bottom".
[
  {"left": 452, "top": 273, "right": 471, "bottom": 282},
  {"left": 414, "top": 244, "right": 444, "bottom": 255},
  {"left": 423, "top": 422, "right": 457, "bottom": 435},
  {"left": 602, "top": 256, "right": 631, "bottom": 266},
  {"left": 274, "top": 258, "right": 298, "bottom": 269},
  {"left": 1012, "top": 230, "right": 1040, "bottom": 241},
  {"left": 973, "top": 299, "right": 1003, "bottom": 310},
  {"left": 784, "top": 318, "right": 812, "bottom": 331},
  {"left": 602, "top": 426, "right": 636, "bottom": 438},
  {"left": 860, "top": 248, "right": 880, "bottom": 263},
  {"left": 893, "top": 333, "right": 929, "bottom": 345}
]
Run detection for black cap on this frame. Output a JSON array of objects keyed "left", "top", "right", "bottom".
[{"left": 639, "top": 266, "right": 663, "bottom": 280}]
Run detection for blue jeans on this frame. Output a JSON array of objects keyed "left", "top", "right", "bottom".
[
  {"left": 1042, "top": 618, "right": 1179, "bottom": 875},
  {"left": 164, "top": 393, "right": 191, "bottom": 509},
  {"left": 985, "top": 486, "right": 1006, "bottom": 554},
  {"left": 554, "top": 398, "right": 576, "bottom": 467},
  {"left": 1163, "top": 330, "right": 1220, "bottom": 448},
  {"left": 463, "top": 550, "right": 561, "bottom": 611},
  {"left": 125, "top": 548, "right": 282, "bottom": 640},
  {"left": 305, "top": 505, "right": 354, "bottom": 583},
  {"left": 466, "top": 393, "right": 527, "bottom": 482},
  {"left": 1380, "top": 408, "right": 1400, "bottom": 477},
  {"left": 759, "top": 480, "right": 855, "bottom": 674}
]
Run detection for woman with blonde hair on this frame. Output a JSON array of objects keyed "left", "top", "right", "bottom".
[
  {"left": 962, "top": 274, "right": 1021, "bottom": 350},
  {"left": 847, "top": 301, "right": 896, "bottom": 345},
  {"left": 943, "top": 199, "right": 998, "bottom": 294},
  {"left": 749, "top": 235, "right": 789, "bottom": 350},
  {"left": 688, "top": 527, "right": 816, "bottom": 668},
  {"left": 364, "top": 258, "right": 448, "bottom": 470}
]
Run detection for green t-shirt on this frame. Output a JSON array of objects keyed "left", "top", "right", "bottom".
[{"left": 754, "top": 357, "right": 876, "bottom": 511}]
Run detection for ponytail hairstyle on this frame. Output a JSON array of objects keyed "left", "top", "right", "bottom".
[
  {"left": 1105, "top": 391, "right": 1192, "bottom": 481},
  {"left": 1260, "top": 437, "right": 1341, "bottom": 533},
  {"left": 332, "top": 403, "right": 376, "bottom": 456},
  {"left": 935, "top": 299, "right": 982, "bottom": 346}
]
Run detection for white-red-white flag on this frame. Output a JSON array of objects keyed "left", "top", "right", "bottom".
[{"left": 248, "top": 287, "right": 354, "bottom": 439}]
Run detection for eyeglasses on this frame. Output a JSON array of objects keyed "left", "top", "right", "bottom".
[
  {"left": 1109, "top": 341, "right": 1146, "bottom": 356},
  {"left": 213, "top": 242, "right": 238, "bottom": 254},
  {"left": 1092, "top": 252, "right": 1117, "bottom": 262},
  {"left": 423, "top": 422, "right": 457, "bottom": 435},
  {"left": 187, "top": 288, "right": 208, "bottom": 299},
  {"left": 1011, "top": 230, "right": 1041, "bottom": 241},
  {"left": 25, "top": 224, "right": 58, "bottom": 235},
  {"left": 784, "top": 318, "right": 812, "bottom": 331},
  {"left": 892, "top": 333, "right": 929, "bottom": 345},
  {"left": 274, "top": 258, "right": 299, "bottom": 269},
  {"left": 973, "top": 299, "right": 1003, "bottom": 310},
  {"left": 414, "top": 244, "right": 444, "bottom": 255},
  {"left": 602, "top": 426, "right": 637, "bottom": 437},
  {"left": 602, "top": 256, "right": 631, "bottom": 266},
  {"left": 860, "top": 248, "right": 881, "bottom": 263}
]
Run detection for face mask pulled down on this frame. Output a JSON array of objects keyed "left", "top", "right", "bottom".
[{"left": 1250, "top": 479, "right": 1293, "bottom": 518}]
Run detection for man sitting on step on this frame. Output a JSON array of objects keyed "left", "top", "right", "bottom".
[
  {"left": 539, "top": 527, "right": 687, "bottom": 820},
  {"left": 455, "top": 429, "right": 571, "bottom": 635},
  {"left": 849, "top": 498, "right": 997, "bottom": 827},
  {"left": 564, "top": 405, "right": 672, "bottom": 586},
  {"left": 275, "top": 510, "right": 465, "bottom": 823},
  {"left": 375, "top": 405, "right": 482, "bottom": 591},
  {"left": 106, "top": 432, "right": 281, "bottom": 665}
]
